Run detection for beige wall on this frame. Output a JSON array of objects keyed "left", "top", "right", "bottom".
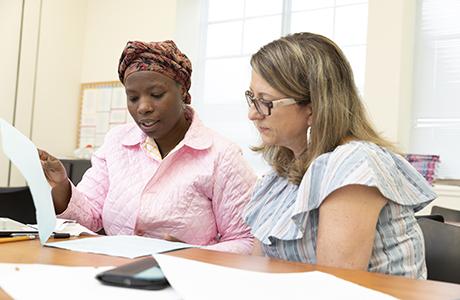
[
  {"left": 0, "top": 0, "right": 23, "bottom": 186},
  {"left": 364, "top": 0, "right": 416, "bottom": 151},
  {"left": 80, "top": 0, "right": 177, "bottom": 83},
  {"left": 9, "top": 0, "right": 43, "bottom": 185},
  {"left": 2, "top": 0, "right": 177, "bottom": 186},
  {"left": 9, "top": 0, "right": 88, "bottom": 186},
  {"left": 30, "top": 0, "right": 87, "bottom": 157}
]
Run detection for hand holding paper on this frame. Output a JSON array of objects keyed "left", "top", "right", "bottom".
[
  {"left": 38, "top": 149, "right": 68, "bottom": 188},
  {"left": 37, "top": 149, "right": 71, "bottom": 213},
  {"left": 0, "top": 118, "right": 56, "bottom": 244}
]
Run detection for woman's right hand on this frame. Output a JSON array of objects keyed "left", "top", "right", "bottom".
[{"left": 38, "top": 149, "right": 68, "bottom": 188}]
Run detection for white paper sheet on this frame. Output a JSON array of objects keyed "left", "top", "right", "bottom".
[
  {"left": 95, "top": 111, "right": 110, "bottom": 133},
  {"left": 111, "top": 87, "right": 127, "bottom": 109},
  {"left": 82, "top": 89, "right": 97, "bottom": 114},
  {"left": 95, "top": 88, "right": 112, "bottom": 112},
  {"left": 54, "top": 219, "right": 97, "bottom": 236},
  {"left": 28, "top": 218, "right": 97, "bottom": 236},
  {"left": 80, "top": 113, "right": 97, "bottom": 126},
  {"left": 79, "top": 126, "right": 96, "bottom": 137},
  {"left": 154, "top": 254, "right": 396, "bottom": 300},
  {"left": 45, "top": 235, "right": 195, "bottom": 258},
  {"left": 0, "top": 263, "right": 180, "bottom": 300},
  {"left": 109, "top": 110, "right": 127, "bottom": 123},
  {"left": 0, "top": 118, "right": 56, "bottom": 244}
]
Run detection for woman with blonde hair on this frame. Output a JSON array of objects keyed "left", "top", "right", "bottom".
[{"left": 243, "top": 32, "right": 435, "bottom": 278}]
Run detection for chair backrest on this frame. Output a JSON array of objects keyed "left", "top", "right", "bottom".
[
  {"left": 0, "top": 186, "right": 36, "bottom": 224},
  {"left": 418, "top": 218, "right": 460, "bottom": 284},
  {"left": 0, "top": 159, "right": 90, "bottom": 225},
  {"left": 431, "top": 205, "right": 460, "bottom": 223},
  {"left": 415, "top": 214, "right": 445, "bottom": 223},
  {"left": 60, "top": 159, "right": 91, "bottom": 185}
]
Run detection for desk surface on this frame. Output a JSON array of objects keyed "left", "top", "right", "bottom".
[{"left": 1, "top": 239, "right": 459, "bottom": 299}]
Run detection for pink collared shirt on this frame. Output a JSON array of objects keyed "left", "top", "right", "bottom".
[{"left": 59, "top": 109, "right": 256, "bottom": 254}]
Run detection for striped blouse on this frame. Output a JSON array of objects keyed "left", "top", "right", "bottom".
[{"left": 244, "top": 141, "right": 436, "bottom": 279}]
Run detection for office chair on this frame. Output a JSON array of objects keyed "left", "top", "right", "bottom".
[
  {"left": 60, "top": 159, "right": 91, "bottom": 185},
  {"left": 431, "top": 205, "right": 460, "bottom": 223},
  {"left": 0, "top": 186, "right": 36, "bottom": 224},
  {"left": 418, "top": 218, "right": 460, "bottom": 284},
  {"left": 0, "top": 160, "right": 90, "bottom": 225},
  {"left": 415, "top": 214, "right": 444, "bottom": 223}
]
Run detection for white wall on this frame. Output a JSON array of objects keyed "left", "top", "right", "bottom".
[{"left": 417, "top": 184, "right": 460, "bottom": 215}]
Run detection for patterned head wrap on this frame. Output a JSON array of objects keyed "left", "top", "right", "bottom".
[{"left": 118, "top": 40, "right": 192, "bottom": 104}]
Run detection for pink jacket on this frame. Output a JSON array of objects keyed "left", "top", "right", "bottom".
[{"left": 59, "top": 111, "right": 256, "bottom": 254}]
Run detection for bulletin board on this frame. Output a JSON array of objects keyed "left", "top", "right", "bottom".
[{"left": 77, "top": 81, "right": 131, "bottom": 148}]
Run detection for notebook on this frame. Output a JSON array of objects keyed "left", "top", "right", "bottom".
[{"left": 0, "top": 217, "right": 38, "bottom": 237}]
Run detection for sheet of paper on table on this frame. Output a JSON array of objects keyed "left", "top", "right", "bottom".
[
  {"left": 27, "top": 218, "right": 97, "bottom": 237},
  {"left": 0, "top": 263, "right": 180, "bottom": 300},
  {"left": 46, "top": 235, "right": 196, "bottom": 258},
  {"left": 54, "top": 219, "right": 97, "bottom": 236},
  {"left": 154, "top": 254, "right": 396, "bottom": 300}
]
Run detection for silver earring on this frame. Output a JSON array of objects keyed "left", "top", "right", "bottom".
[{"left": 307, "top": 126, "right": 311, "bottom": 145}]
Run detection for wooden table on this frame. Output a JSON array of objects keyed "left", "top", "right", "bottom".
[{"left": 1, "top": 238, "right": 460, "bottom": 299}]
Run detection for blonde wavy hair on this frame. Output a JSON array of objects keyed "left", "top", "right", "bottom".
[{"left": 251, "top": 32, "right": 395, "bottom": 185}]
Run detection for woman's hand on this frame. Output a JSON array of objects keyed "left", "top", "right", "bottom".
[
  {"left": 251, "top": 240, "right": 264, "bottom": 256},
  {"left": 38, "top": 149, "right": 68, "bottom": 188},
  {"left": 163, "top": 234, "right": 185, "bottom": 243},
  {"left": 38, "top": 149, "right": 71, "bottom": 214}
]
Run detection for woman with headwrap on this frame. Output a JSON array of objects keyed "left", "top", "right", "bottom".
[{"left": 39, "top": 40, "right": 256, "bottom": 254}]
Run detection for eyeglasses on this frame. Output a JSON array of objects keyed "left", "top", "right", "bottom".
[{"left": 245, "top": 90, "right": 308, "bottom": 116}]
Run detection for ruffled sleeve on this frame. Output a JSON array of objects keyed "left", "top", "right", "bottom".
[
  {"left": 290, "top": 142, "right": 436, "bottom": 234},
  {"left": 247, "top": 142, "right": 437, "bottom": 245}
]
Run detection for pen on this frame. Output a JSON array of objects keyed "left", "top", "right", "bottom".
[
  {"left": 10, "top": 232, "right": 71, "bottom": 238},
  {"left": 53, "top": 232, "right": 71, "bottom": 239},
  {"left": 0, "top": 235, "right": 36, "bottom": 244}
]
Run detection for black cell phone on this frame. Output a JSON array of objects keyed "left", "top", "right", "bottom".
[{"left": 96, "top": 256, "right": 169, "bottom": 290}]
